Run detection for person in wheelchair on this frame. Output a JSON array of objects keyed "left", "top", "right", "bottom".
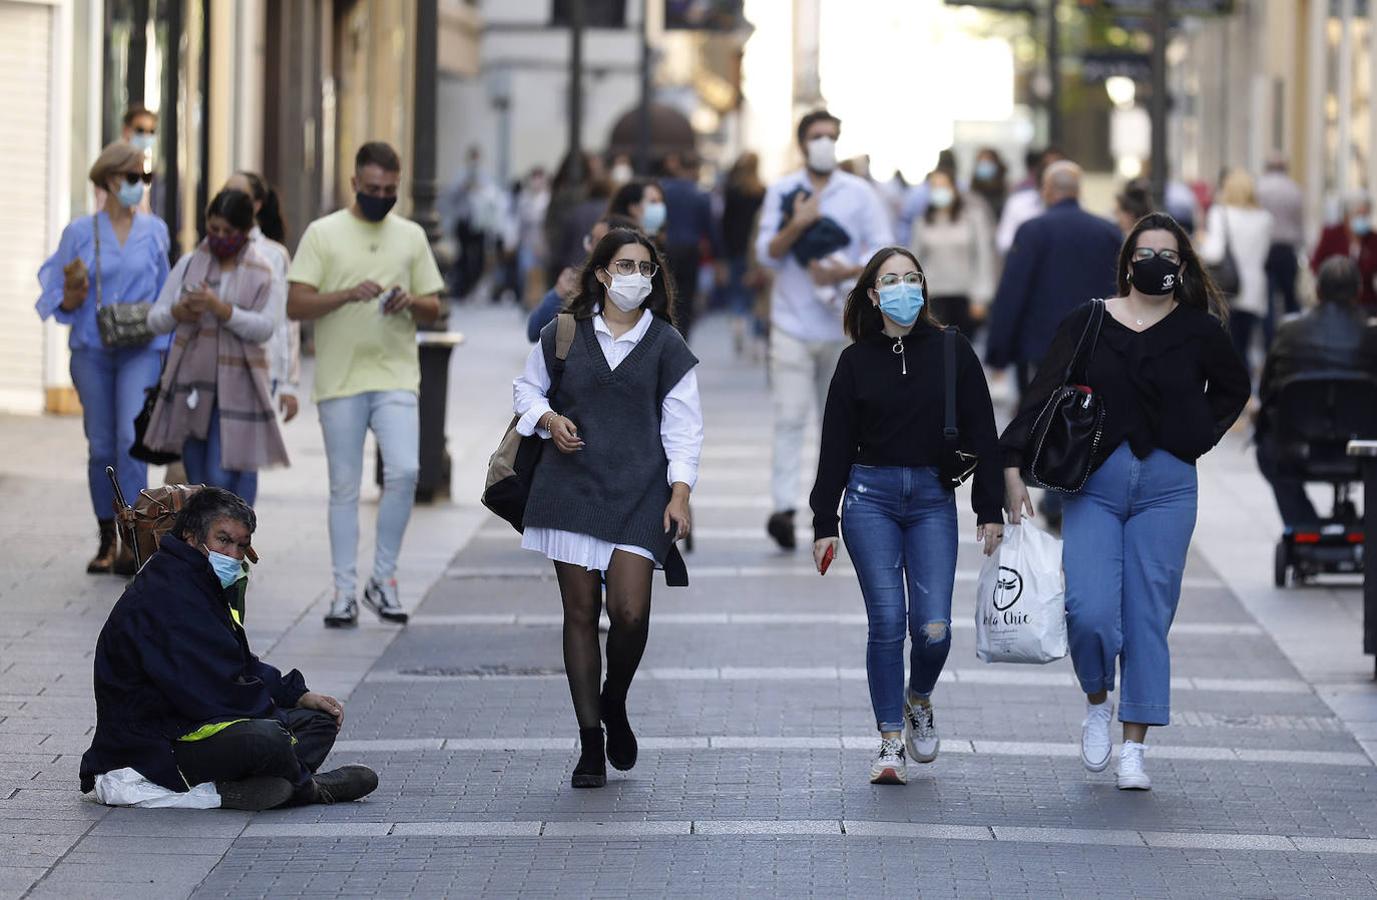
[{"left": 1256, "top": 257, "right": 1377, "bottom": 580}]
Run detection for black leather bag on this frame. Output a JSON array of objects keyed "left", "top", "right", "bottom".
[
  {"left": 1025, "top": 299, "right": 1107, "bottom": 493},
  {"left": 129, "top": 385, "right": 179, "bottom": 465},
  {"left": 1206, "top": 208, "right": 1241, "bottom": 298},
  {"left": 940, "top": 328, "right": 978, "bottom": 489}
]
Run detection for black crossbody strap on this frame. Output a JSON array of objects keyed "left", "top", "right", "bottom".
[
  {"left": 1063, "top": 299, "right": 1104, "bottom": 385},
  {"left": 943, "top": 327, "right": 958, "bottom": 442}
]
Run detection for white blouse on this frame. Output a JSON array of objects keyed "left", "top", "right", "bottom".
[
  {"left": 1199, "top": 204, "right": 1273, "bottom": 317},
  {"left": 512, "top": 310, "right": 704, "bottom": 571},
  {"left": 147, "top": 247, "right": 284, "bottom": 343}
]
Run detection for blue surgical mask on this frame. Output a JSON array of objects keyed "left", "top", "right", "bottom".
[
  {"left": 1353, "top": 216, "right": 1372, "bottom": 236},
  {"left": 130, "top": 133, "right": 156, "bottom": 153},
  {"left": 640, "top": 201, "right": 667, "bottom": 233},
  {"left": 117, "top": 181, "right": 145, "bottom": 209},
  {"left": 974, "top": 159, "right": 998, "bottom": 181},
  {"left": 929, "top": 186, "right": 955, "bottom": 209},
  {"left": 203, "top": 545, "right": 247, "bottom": 589},
  {"left": 877, "top": 282, "right": 925, "bottom": 327}
]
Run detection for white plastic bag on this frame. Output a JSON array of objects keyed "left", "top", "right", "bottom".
[
  {"left": 91, "top": 768, "right": 221, "bottom": 809},
  {"left": 975, "top": 521, "right": 1068, "bottom": 664}
]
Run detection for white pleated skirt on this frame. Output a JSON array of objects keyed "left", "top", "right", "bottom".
[{"left": 522, "top": 527, "right": 656, "bottom": 572}]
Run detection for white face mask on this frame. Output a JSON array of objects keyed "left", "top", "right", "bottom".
[
  {"left": 806, "top": 137, "right": 838, "bottom": 174},
  {"left": 605, "top": 272, "right": 652, "bottom": 312},
  {"left": 610, "top": 163, "right": 634, "bottom": 184}
]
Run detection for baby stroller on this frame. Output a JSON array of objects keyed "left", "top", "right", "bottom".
[{"left": 1267, "top": 373, "right": 1377, "bottom": 587}]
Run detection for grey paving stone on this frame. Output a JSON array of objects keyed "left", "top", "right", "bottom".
[
  {"left": 992, "top": 826, "right": 1145, "bottom": 846},
  {"left": 1140, "top": 831, "right": 1297, "bottom": 851},
  {"left": 541, "top": 821, "right": 691, "bottom": 836},
  {"left": 391, "top": 821, "right": 542, "bottom": 837},
  {"left": 842, "top": 821, "right": 993, "bottom": 840},
  {"left": 692, "top": 820, "right": 841, "bottom": 835},
  {"left": 243, "top": 823, "right": 391, "bottom": 837}
]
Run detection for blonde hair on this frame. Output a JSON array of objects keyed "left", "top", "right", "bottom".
[
  {"left": 1218, "top": 169, "right": 1258, "bottom": 208},
  {"left": 89, "top": 141, "right": 145, "bottom": 189}
]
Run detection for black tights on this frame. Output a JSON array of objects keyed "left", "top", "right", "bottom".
[{"left": 555, "top": 551, "right": 654, "bottom": 729}]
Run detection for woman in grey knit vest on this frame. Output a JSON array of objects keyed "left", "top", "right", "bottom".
[{"left": 513, "top": 228, "right": 702, "bottom": 788}]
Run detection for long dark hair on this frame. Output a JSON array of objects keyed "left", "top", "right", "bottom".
[
  {"left": 232, "top": 170, "right": 288, "bottom": 243},
  {"left": 843, "top": 246, "right": 941, "bottom": 340},
  {"left": 567, "top": 228, "right": 676, "bottom": 326},
  {"left": 205, "top": 189, "right": 256, "bottom": 233},
  {"left": 1116, "top": 212, "right": 1228, "bottom": 323}
]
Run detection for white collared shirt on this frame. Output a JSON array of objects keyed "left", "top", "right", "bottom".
[
  {"left": 753, "top": 169, "right": 894, "bottom": 344},
  {"left": 512, "top": 309, "right": 703, "bottom": 488}
]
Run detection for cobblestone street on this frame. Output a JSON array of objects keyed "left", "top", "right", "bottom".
[{"left": 4, "top": 309, "right": 1377, "bottom": 898}]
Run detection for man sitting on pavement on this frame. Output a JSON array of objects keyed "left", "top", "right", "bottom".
[
  {"left": 1256, "top": 256, "right": 1377, "bottom": 527},
  {"left": 79, "top": 488, "right": 379, "bottom": 811}
]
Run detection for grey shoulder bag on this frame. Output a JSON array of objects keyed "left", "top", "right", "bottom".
[{"left": 93, "top": 215, "right": 155, "bottom": 349}]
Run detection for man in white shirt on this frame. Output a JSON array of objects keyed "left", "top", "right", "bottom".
[
  {"left": 754, "top": 110, "right": 895, "bottom": 549},
  {"left": 995, "top": 148, "right": 1062, "bottom": 256}
]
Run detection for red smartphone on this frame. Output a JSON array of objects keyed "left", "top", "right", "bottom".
[{"left": 819, "top": 543, "right": 835, "bottom": 575}]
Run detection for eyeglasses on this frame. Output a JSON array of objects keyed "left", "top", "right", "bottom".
[
  {"left": 122, "top": 171, "right": 154, "bottom": 185},
  {"left": 132, "top": 127, "right": 154, "bottom": 136},
  {"left": 876, "top": 272, "right": 924, "bottom": 288},
  {"left": 1131, "top": 247, "right": 1181, "bottom": 265},
  {"left": 609, "top": 258, "right": 658, "bottom": 278}
]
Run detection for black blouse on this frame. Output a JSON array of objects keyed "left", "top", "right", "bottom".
[
  {"left": 1000, "top": 301, "right": 1250, "bottom": 473},
  {"left": 811, "top": 324, "right": 1005, "bottom": 540}
]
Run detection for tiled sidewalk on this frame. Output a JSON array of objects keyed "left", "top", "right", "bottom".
[{"left": 4, "top": 309, "right": 1377, "bottom": 898}]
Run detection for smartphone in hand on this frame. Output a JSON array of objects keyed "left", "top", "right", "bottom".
[
  {"left": 379, "top": 286, "right": 401, "bottom": 314},
  {"left": 819, "top": 543, "right": 835, "bottom": 575}
]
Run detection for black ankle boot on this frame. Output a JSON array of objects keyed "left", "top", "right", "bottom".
[
  {"left": 601, "top": 685, "right": 637, "bottom": 771},
  {"left": 86, "top": 519, "right": 117, "bottom": 574},
  {"left": 572, "top": 726, "right": 606, "bottom": 788}
]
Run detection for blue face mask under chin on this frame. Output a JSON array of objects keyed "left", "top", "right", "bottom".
[
  {"left": 877, "top": 282, "right": 925, "bottom": 327},
  {"left": 203, "top": 546, "right": 248, "bottom": 589}
]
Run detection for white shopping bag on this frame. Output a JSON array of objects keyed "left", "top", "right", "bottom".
[
  {"left": 975, "top": 521, "right": 1068, "bottom": 664},
  {"left": 91, "top": 768, "right": 221, "bottom": 809}
]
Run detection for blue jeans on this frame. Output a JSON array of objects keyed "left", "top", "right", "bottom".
[
  {"left": 182, "top": 403, "right": 259, "bottom": 506},
  {"left": 69, "top": 346, "right": 163, "bottom": 520},
  {"left": 841, "top": 465, "right": 958, "bottom": 733},
  {"left": 317, "top": 390, "right": 419, "bottom": 597},
  {"left": 1062, "top": 444, "right": 1198, "bottom": 726}
]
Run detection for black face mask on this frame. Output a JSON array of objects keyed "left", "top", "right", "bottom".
[
  {"left": 1129, "top": 256, "right": 1181, "bottom": 296},
  {"left": 356, "top": 192, "right": 396, "bottom": 222}
]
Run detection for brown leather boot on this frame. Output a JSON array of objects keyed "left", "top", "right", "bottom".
[{"left": 86, "top": 519, "right": 117, "bottom": 574}]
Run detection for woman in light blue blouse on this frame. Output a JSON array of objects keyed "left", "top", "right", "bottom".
[{"left": 36, "top": 142, "right": 171, "bottom": 575}]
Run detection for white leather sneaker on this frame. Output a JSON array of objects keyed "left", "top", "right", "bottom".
[
  {"left": 1117, "top": 741, "right": 1151, "bottom": 790},
  {"left": 1081, "top": 700, "right": 1114, "bottom": 772}
]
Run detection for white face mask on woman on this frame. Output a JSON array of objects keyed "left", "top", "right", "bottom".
[{"left": 604, "top": 272, "right": 652, "bottom": 312}]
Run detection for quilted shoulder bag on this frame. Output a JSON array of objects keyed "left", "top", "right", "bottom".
[
  {"left": 92, "top": 215, "right": 155, "bottom": 349},
  {"left": 1025, "top": 299, "right": 1107, "bottom": 493}
]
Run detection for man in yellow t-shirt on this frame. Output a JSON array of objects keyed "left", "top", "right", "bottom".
[{"left": 287, "top": 141, "right": 445, "bottom": 629}]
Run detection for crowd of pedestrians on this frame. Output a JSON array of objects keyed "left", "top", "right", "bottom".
[{"left": 36, "top": 97, "right": 1377, "bottom": 811}]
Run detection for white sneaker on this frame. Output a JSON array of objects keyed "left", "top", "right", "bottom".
[
  {"left": 869, "top": 737, "right": 907, "bottom": 785},
  {"left": 1081, "top": 700, "right": 1114, "bottom": 772},
  {"left": 903, "top": 697, "right": 940, "bottom": 763},
  {"left": 1117, "top": 741, "right": 1151, "bottom": 790}
]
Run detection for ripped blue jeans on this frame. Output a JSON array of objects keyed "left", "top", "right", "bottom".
[{"left": 841, "top": 465, "right": 957, "bottom": 733}]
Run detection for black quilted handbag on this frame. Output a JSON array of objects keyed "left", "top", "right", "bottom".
[{"left": 1026, "top": 299, "right": 1107, "bottom": 493}]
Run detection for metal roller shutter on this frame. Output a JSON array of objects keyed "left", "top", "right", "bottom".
[{"left": 0, "top": 1, "right": 52, "bottom": 414}]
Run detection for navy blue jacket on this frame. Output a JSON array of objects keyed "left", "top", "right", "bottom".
[
  {"left": 527, "top": 287, "right": 562, "bottom": 343},
  {"left": 79, "top": 535, "right": 308, "bottom": 793},
  {"left": 985, "top": 199, "right": 1123, "bottom": 368},
  {"left": 660, "top": 176, "right": 719, "bottom": 253}
]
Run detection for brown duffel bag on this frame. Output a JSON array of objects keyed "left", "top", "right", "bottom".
[{"left": 107, "top": 471, "right": 258, "bottom": 570}]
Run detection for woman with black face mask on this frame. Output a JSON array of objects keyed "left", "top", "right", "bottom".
[
  {"left": 144, "top": 189, "right": 290, "bottom": 504},
  {"left": 1000, "top": 213, "right": 1249, "bottom": 793}
]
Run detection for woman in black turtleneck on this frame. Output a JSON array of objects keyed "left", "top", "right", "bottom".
[{"left": 809, "top": 246, "right": 1004, "bottom": 787}]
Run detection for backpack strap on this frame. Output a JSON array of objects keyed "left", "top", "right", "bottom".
[
  {"left": 546, "top": 313, "right": 577, "bottom": 405},
  {"left": 943, "top": 327, "right": 959, "bottom": 444}
]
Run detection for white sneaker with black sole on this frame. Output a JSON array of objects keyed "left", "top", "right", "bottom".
[
  {"left": 870, "top": 737, "right": 907, "bottom": 785},
  {"left": 323, "top": 591, "right": 358, "bottom": 628},
  {"left": 903, "top": 697, "right": 940, "bottom": 763},
  {"left": 1117, "top": 741, "right": 1151, "bottom": 790},
  {"left": 362, "top": 577, "right": 409, "bottom": 624},
  {"left": 1081, "top": 700, "right": 1114, "bottom": 772}
]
